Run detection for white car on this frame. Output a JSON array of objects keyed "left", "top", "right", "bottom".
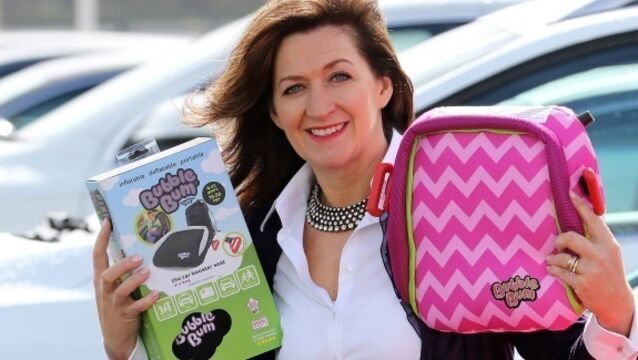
[
  {"left": 0, "top": 0, "right": 526, "bottom": 233},
  {"left": 399, "top": 0, "right": 634, "bottom": 89},
  {"left": 0, "top": 31, "right": 188, "bottom": 79},
  {"left": 0, "top": 18, "right": 248, "bottom": 233},
  {"left": 0, "top": 30, "right": 187, "bottom": 49},
  {"left": 0, "top": 220, "right": 102, "bottom": 357},
  {"left": 379, "top": 0, "right": 526, "bottom": 50},
  {"left": 125, "top": 94, "right": 210, "bottom": 149},
  {"left": 0, "top": 49, "right": 188, "bottom": 137},
  {"left": 406, "top": 4, "right": 638, "bottom": 273}
]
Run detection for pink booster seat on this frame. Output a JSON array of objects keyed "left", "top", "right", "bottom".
[{"left": 368, "top": 106, "right": 605, "bottom": 333}]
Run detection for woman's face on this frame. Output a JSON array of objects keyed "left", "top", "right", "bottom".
[{"left": 271, "top": 25, "right": 393, "bottom": 172}]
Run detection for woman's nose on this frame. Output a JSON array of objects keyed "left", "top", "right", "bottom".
[{"left": 306, "top": 86, "right": 335, "bottom": 120}]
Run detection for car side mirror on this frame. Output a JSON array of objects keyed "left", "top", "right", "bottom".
[{"left": 0, "top": 117, "right": 15, "bottom": 138}]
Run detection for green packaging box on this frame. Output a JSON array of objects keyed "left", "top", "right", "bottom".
[{"left": 86, "top": 137, "right": 282, "bottom": 359}]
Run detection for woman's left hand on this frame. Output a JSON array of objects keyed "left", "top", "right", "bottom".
[{"left": 547, "top": 192, "right": 635, "bottom": 337}]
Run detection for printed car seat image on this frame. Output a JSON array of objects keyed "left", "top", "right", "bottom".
[
  {"left": 152, "top": 201, "right": 218, "bottom": 268},
  {"left": 185, "top": 200, "right": 217, "bottom": 242}
]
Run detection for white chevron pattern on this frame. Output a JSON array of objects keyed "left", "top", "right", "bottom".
[
  {"left": 412, "top": 199, "right": 556, "bottom": 233},
  {"left": 564, "top": 132, "right": 596, "bottom": 159},
  {"left": 417, "top": 266, "right": 558, "bottom": 300},
  {"left": 419, "top": 132, "right": 544, "bottom": 164},
  {"left": 424, "top": 299, "right": 575, "bottom": 331},
  {"left": 413, "top": 165, "right": 549, "bottom": 198},
  {"left": 415, "top": 233, "right": 555, "bottom": 268}
]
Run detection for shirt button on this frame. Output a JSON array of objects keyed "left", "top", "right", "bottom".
[
  {"left": 616, "top": 345, "right": 623, "bottom": 353},
  {"left": 345, "top": 265, "right": 353, "bottom": 273}
]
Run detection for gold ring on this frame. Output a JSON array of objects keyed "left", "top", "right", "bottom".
[{"left": 567, "top": 255, "right": 580, "bottom": 276}]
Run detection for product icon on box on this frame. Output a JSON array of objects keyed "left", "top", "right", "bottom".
[
  {"left": 137, "top": 208, "right": 171, "bottom": 244},
  {"left": 223, "top": 233, "right": 246, "bottom": 256},
  {"left": 196, "top": 283, "right": 219, "bottom": 305},
  {"left": 176, "top": 291, "right": 198, "bottom": 313},
  {"left": 218, "top": 274, "right": 240, "bottom": 298},
  {"left": 238, "top": 265, "right": 260, "bottom": 289},
  {"left": 247, "top": 298, "right": 260, "bottom": 314},
  {"left": 154, "top": 297, "right": 178, "bottom": 322},
  {"left": 251, "top": 316, "right": 269, "bottom": 330}
]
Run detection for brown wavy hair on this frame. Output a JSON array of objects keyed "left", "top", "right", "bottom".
[{"left": 188, "top": 0, "right": 413, "bottom": 218}]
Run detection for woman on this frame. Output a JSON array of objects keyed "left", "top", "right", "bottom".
[{"left": 93, "top": 0, "right": 637, "bottom": 359}]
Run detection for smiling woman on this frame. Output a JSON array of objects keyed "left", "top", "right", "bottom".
[{"left": 91, "top": 1, "right": 638, "bottom": 359}]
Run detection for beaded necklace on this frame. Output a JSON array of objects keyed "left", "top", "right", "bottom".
[{"left": 305, "top": 182, "right": 367, "bottom": 232}]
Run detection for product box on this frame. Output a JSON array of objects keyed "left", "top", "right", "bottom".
[{"left": 86, "top": 137, "right": 282, "bottom": 360}]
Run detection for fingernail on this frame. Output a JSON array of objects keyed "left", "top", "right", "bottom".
[
  {"left": 151, "top": 290, "right": 160, "bottom": 298},
  {"left": 546, "top": 255, "right": 552, "bottom": 263},
  {"left": 569, "top": 191, "right": 578, "bottom": 199},
  {"left": 139, "top": 268, "right": 150, "bottom": 276},
  {"left": 131, "top": 255, "right": 142, "bottom": 263}
]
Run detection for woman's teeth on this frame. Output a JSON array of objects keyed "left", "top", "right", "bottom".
[{"left": 310, "top": 123, "right": 344, "bottom": 137}]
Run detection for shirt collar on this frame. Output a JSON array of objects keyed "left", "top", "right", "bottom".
[
  {"left": 356, "top": 129, "right": 402, "bottom": 230},
  {"left": 381, "top": 129, "right": 402, "bottom": 165},
  {"left": 272, "top": 163, "right": 314, "bottom": 235}
]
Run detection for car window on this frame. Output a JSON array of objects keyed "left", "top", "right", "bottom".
[
  {"left": 0, "top": 59, "right": 45, "bottom": 79},
  {"left": 11, "top": 87, "right": 93, "bottom": 129},
  {"left": 389, "top": 23, "right": 462, "bottom": 51},
  {"left": 430, "top": 31, "right": 638, "bottom": 217},
  {"left": 630, "top": 268, "right": 638, "bottom": 288}
]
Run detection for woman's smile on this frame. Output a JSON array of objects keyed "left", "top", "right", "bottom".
[{"left": 307, "top": 122, "right": 347, "bottom": 140}]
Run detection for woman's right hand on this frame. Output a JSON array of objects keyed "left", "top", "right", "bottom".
[{"left": 92, "top": 219, "right": 160, "bottom": 360}]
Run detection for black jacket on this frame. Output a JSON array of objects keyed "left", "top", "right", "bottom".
[{"left": 246, "top": 205, "right": 594, "bottom": 360}]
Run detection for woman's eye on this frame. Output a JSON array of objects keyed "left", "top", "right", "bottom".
[
  {"left": 331, "top": 72, "right": 351, "bottom": 83},
  {"left": 283, "top": 84, "right": 304, "bottom": 95}
]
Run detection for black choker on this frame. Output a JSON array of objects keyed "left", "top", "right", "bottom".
[{"left": 305, "top": 182, "right": 367, "bottom": 232}]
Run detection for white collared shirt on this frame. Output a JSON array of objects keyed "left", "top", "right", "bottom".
[{"left": 272, "top": 131, "right": 421, "bottom": 360}]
